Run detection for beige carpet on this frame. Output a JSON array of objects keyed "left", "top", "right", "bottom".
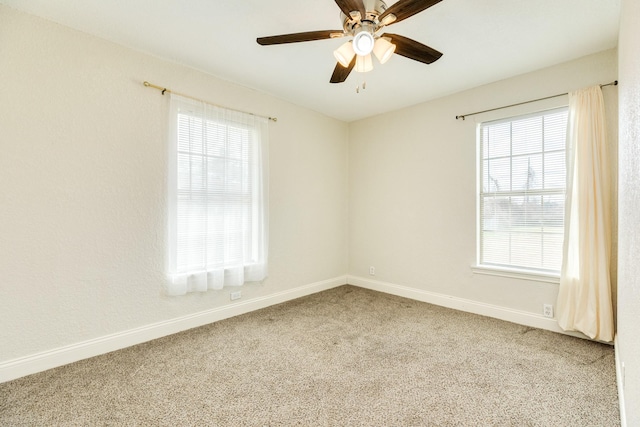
[{"left": 0, "top": 285, "right": 619, "bottom": 426}]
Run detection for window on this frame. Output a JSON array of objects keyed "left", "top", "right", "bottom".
[
  {"left": 478, "top": 108, "right": 568, "bottom": 276},
  {"left": 167, "top": 95, "right": 268, "bottom": 295}
]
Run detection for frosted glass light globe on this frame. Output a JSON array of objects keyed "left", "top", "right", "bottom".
[{"left": 353, "top": 31, "right": 375, "bottom": 56}]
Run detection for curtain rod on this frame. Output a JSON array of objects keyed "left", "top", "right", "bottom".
[
  {"left": 455, "top": 80, "right": 618, "bottom": 121},
  {"left": 143, "top": 81, "right": 277, "bottom": 122}
]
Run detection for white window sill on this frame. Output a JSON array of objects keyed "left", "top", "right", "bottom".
[{"left": 471, "top": 265, "right": 560, "bottom": 284}]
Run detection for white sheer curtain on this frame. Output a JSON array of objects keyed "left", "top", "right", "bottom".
[
  {"left": 556, "top": 85, "right": 613, "bottom": 341},
  {"left": 166, "top": 94, "right": 269, "bottom": 295}
]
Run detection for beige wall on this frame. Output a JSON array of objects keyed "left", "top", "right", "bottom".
[
  {"left": 0, "top": 6, "right": 348, "bottom": 365},
  {"left": 348, "top": 49, "right": 617, "bottom": 319},
  {"left": 617, "top": 0, "right": 640, "bottom": 423}
]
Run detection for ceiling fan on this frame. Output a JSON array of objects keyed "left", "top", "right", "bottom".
[{"left": 257, "top": 0, "right": 444, "bottom": 83}]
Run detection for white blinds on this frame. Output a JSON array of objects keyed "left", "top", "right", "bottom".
[
  {"left": 479, "top": 108, "right": 568, "bottom": 273},
  {"left": 167, "top": 94, "right": 268, "bottom": 295}
]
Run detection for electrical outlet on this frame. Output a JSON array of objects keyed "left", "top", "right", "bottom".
[
  {"left": 230, "top": 291, "right": 242, "bottom": 301},
  {"left": 369, "top": 266, "right": 375, "bottom": 276},
  {"left": 543, "top": 304, "right": 554, "bottom": 318}
]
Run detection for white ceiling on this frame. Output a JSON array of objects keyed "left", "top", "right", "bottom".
[{"left": 2, "top": 0, "right": 620, "bottom": 122}]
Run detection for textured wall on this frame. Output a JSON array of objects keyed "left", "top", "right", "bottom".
[
  {"left": 348, "top": 49, "right": 618, "bottom": 318},
  {"left": 0, "top": 6, "right": 348, "bottom": 363},
  {"left": 617, "top": 0, "right": 640, "bottom": 423}
]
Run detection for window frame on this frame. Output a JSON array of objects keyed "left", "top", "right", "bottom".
[
  {"left": 473, "top": 107, "right": 569, "bottom": 283},
  {"left": 174, "top": 113, "right": 258, "bottom": 272},
  {"left": 167, "top": 95, "right": 268, "bottom": 294}
]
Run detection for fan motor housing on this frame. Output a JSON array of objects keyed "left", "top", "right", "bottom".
[{"left": 341, "top": 0, "right": 389, "bottom": 35}]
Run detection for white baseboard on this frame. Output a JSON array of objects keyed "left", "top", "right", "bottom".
[
  {"left": 615, "top": 334, "right": 627, "bottom": 427},
  {"left": 1, "top": 275, "right": 604, "bottom": 384},
  {"left": 0, "top": 276, "right": 347, "bottom": 383},
  {"left": 347, "top": 275, "right": 580, "bottom": 336}
]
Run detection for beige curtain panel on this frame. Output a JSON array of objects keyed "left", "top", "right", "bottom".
[{"left": 556, "top": 85, "right": 614, "bottom": 342}]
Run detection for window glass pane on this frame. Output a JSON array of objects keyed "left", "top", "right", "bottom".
[
  {"left": 513, "top": 195, "right": 543, "bottom": 230},
  {"left": 512, "top": 154, "right": 542, "bottom": 191},
  {"left": 177, "top": 153, "right": 192, "bottom": 190},
  {"left": 207, "top": 203, "right": 224, "bottom": 266},
  {"left": 482, "top": 127, "right": 489, "bottom": 159},
  {"left": 177, "top": 197, "right": 206, "bottom": 271},
  {"left": 544, "top": 111, "right": 568, "bottom": 152},
  {"left": 169, "top": 96, "right": 267, "bottom": 294},
  {"left": 510, "top": 232, "right": 542, "bottom": 269},
  {"left": 188, "top": 155, "right": 205, "bottom": 191},
  {"left": 226, "top": 159, "right": 243, "bottom": 193},
  {"left": 478, "top": 107, "right": 567, "bottom": 274},
  {"left": 482, "top": 160, "right": 491, "bottom": 192},
  {"left": 542, "top": 194, "right": 564, "bottom": 229},
  {"left": 544, "top": 151, "right": 565, "bottom": 189},
  {"left": 482, "top": 231, "right": 511, "bottom": 265},
  {"left": 512, "top": 116, "right": 542, "bottom": 155},
  {"left": 178, "top": 114, "right": 204, "bottom": 155},
  {"left": 207, "top": 158, "right": 225, "bottom": 191},
  {"left": 205, "top": 121, "right": 226, "bottom": 157},
  {"left": 484, "top": 122, "right": 511, "bottom": 159},
  {"left": 487, "top": 158, "right": 511, "bottom": 192},
  {"left": 482, "top": 195, "right": 510, "bottom": 231},
  {"left": 227, "top": 127, "right": 245, "bottom": 160},
  {"left": 542, "top": 233, "right": 563, "bottom": 271}
]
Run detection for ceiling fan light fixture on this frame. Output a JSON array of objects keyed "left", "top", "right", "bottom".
[
  {"left": 333, "top": 41, "right": 356, "bottom": 68},
  {"left": 352, "top": 29, "right": 375, "bottom": 56},
  {"left": 355, "top": 54, "right": 373, "bottom": 73},
  {"left": 258, "top": 0, "right": 445, "bottom": 84},
  {"left": 373, "top": 37, "right": 396, "bottom": 64}
]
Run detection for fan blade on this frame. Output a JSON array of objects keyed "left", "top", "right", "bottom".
[
  {"left": 334, "top": 0, "right": 367, "bottom": 20},
  {"left": 257, "top": 30, "right": 343, "bottom": 45},
  {"left": 383, "top": 33, "right": 443, "bottom": 64},
  {"left": 330, "top": 56, "right": 356, "bottom": 83},
  {"left": 379, "top": 0, "right": 442, "bottom": 25}
]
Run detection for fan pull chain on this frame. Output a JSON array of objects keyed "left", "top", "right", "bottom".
[{"left": 356, "top": 81, "right": 367, "bottom": 94}]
